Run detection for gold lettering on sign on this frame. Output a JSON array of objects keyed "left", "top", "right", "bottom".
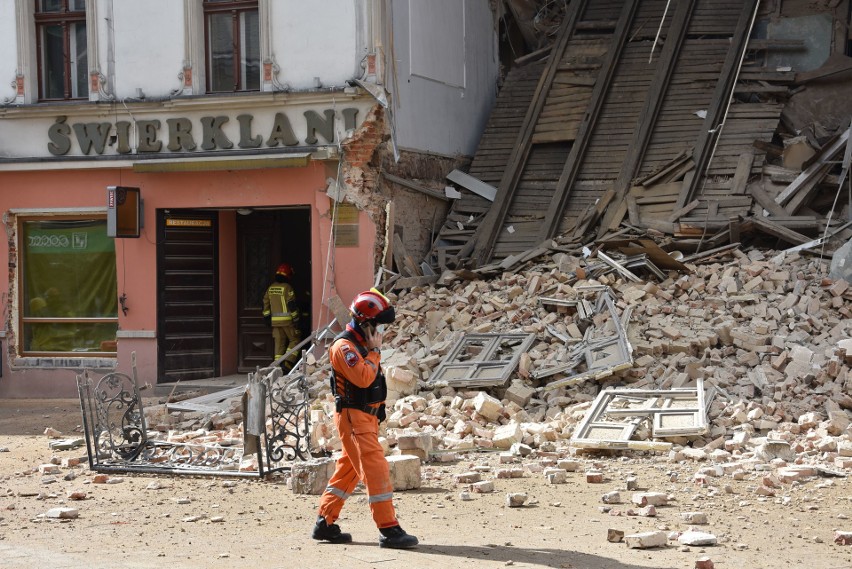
[
  {"left": 45, "top": 108, "right": 360, "bottom": 157},
  {"left": 165, "top": 219, "right": 213, "bottom": 227}
]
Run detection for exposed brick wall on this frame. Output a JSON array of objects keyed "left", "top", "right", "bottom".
[
  {"left": 339, "top": 104, "right": 388, "bottom": 267},
  {"left": 339, "top": 103, "right": 470, "bottom": 271}
]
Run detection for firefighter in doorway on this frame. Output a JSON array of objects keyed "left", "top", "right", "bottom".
[
  {"left": 312, "top": 288, "right": 418, "bottom": 549},
  {"left": 262, "top": 263, "right": 302, "bottom": 372}
]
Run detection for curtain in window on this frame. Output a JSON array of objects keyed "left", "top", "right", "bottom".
[
  {"left": 242, "top": 11, "right": 260, "bottom": 91},
  {"left": 209, "top": 14, "right": 234, "bottom": 92}
]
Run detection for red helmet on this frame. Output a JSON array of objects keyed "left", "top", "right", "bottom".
[
  {"left": 275, "top": 263, "right": 294, "bottom": 278},
  {"left": 350, "top": 288, "right": 395, "bottom": 324}
]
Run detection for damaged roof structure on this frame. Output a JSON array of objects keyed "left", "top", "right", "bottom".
[{"left": 423, "top": 0, "right": 852, "bottom": 272}]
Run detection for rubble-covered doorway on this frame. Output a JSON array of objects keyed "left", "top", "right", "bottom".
[
  {"left": 156, "top": 210, "right": 220, "bottom": 382},
  {"left": 236, "top": 208, "right": 312, "bottom": 372}
]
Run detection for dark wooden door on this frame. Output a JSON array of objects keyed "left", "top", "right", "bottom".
[
  {"left": 156, "top": 211, "right": 219, "bottom": 382},
  {"left": 237, "top": 208, "right": 311, "bottom": 372}
]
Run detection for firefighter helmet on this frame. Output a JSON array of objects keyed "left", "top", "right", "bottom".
[
  {"left": 275, "top": 263, "right": 294, "bottom": 278},
  {"left": 350, "top": 288, "right": 395, "bottom": 324}
]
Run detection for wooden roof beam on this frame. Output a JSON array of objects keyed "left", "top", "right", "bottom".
[
  {"left": 675, "top": 0, "right": 760, "bottom": 211},
  {"left": 537, "top": 0, "right": 641, "bottom": 243},
  {"left": 468, "top": 0, "right": 587, "bottom": 266},
  {"left": 597, "top": 0, "right": 698, "bottom": 237}
]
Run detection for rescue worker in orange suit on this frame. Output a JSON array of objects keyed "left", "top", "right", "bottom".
[
  {"left": 312, "top": 289, "right": 419, "bottom": 549},
  {"left": 262, "top": 263, "right": 302, "bottom": 372}
]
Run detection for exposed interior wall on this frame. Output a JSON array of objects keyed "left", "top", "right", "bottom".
[
  {"left": 387, "top": 0, "right": 499, "bottom": 157},
  {"left": 377, "top": 148, "right": 468, "bottom": 261},
  {"left": 338, "top": 104, "right": 469, "bottom": 272}
]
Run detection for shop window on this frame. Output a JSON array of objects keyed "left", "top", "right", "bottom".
[
  {"left": 204, "top": 0, "right": 260, "bottom": 92},
  {"left": 19, "top": 217, "right": 118, "bottom": 356},
  {"left": 35, "top": 0, "right": 89, "bottom": 101}
]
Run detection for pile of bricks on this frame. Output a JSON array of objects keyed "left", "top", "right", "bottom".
[{"left": 301, "top": 246, "right": 851, "bottom": 475}]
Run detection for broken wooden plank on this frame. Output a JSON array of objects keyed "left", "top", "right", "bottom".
[
  {"left": 675, "top": 0, "right": 761, "bottom": 210},
  {"left": 598, "top": 0, "right": 698, "bottom": 234},
  {"left": 729, "top": 216, "right": 741, "bottom": 243},
  {"left": 636, "top": 150, "right": 692, "bottom": 187},
  {"left": 730, "top": 148, "right": 754, "bottom": 195},
  {"left": 680, "top": 242, "right": 740, "bottom": 263},
  {"left": 391, "top": 275, "right": 440, "bottom": 290},
  {"left": 601, "top": 239, "right": 688, "bottom": 271},
  {"left": 470, "top": 2, "right": 586, "bottom": 265},
  {"left": 445, "top": 169, "right": 497, "bottom": 202},
  {"left": 750, "top": 216, "right": 813, "bottom": 246},
  {"left": 392, "top": 233, "right": 421, "bottom": 277},
  {"left": 514, "top": 44, "right": 554, "bottom": 66},
  {"left": 536, "top": 0, "right": 641, "bottom": 245},
  {"left": 667, "top": 199, "right": 700, "bottom": 223},
  {"left": 783, "top": 163, "right": 832, "bottom": 214},
  {"left": 383, "top": 173, "right": 449, "bottom": 201},
  {"left": 774, "top": 128, "right": 850, "bottom": 207},
  {"left": 833, "top": 119, "right": 852, "bottom": 197},
  {"left": 748, "top": 181, "right": 789, "bottom": 216}
]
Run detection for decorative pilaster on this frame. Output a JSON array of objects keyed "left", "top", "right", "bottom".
[
  {"left": 89, "top": 70, "right": 114, "bottom": 101},
  {"left": 172, "top": 0, "right": 202, "bottom": 95},
  {"left": 259, "top": 0, "right": 287, "bottom": 91}
]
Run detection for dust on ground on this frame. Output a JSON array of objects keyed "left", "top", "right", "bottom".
[{"left": 1, "top": 398, "right": 851, "bottom": 569}]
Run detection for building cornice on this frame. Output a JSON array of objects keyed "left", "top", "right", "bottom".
[{"left": 0, "top": 87, "right": 369, "bottom": 119}]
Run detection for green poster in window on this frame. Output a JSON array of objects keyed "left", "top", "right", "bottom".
[
  {"left": 22, "top": 219, "right": 118, "bottom": 353},
  {"left": 24, "top": 221, "right": 115, "bottom": 255}
]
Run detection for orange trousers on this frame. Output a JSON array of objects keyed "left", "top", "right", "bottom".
[{"left": 318, "top": 408, "right": 398, "bottom": 529}]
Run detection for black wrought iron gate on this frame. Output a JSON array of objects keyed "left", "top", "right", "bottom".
[{"left": 76, "top": 353, "right": 311, "bottom": 477}]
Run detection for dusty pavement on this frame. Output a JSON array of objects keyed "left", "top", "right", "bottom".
[{"left": 1, "top": 398, "right": 851, "bottom": 569}]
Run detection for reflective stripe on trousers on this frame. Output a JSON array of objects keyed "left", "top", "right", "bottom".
[
  {"left": 318, "top": 409, "right": 398, "bottom": 529},
  {"left": 324, "top": 485, "right": 351, "bottom": 500}
]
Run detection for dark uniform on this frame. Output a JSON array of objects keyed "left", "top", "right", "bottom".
[{"left": 262, "top": 276, "right": 301, "bottom": 370}]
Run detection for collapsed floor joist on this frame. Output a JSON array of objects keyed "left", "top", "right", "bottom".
[{"left": 426, "top": 1, "right": 852, "bottom": 270}]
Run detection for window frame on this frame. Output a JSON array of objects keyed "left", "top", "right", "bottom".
[
  {"left": 203, "top": 0, "right": 260, "bottom": 93},
  {"left": 16, "top": 213, "right": 119, "bottom": 358},
  {"left": 34, "top": 0, "right": 89, "bottom": 101}
]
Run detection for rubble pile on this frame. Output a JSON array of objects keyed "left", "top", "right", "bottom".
[
  {"left": 301, "top": 246, "right": 852, "bottom": 470},
  {"left": 127, "top": 243, "right": 852, "bottom": 491}
]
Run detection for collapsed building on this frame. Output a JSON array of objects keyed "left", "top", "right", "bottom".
[
  {"left": 377, "top": 0, "right": 852, "bottom": 275},
  {"left": 66, "top": 1, "right": 851, "bottom": 490}
]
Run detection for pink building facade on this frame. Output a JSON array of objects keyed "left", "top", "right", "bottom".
[{"left": 0, "top": 96, "right": 380, "bottom": 397}]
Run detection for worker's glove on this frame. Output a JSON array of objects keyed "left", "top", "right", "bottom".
[
  {"left": 263, "top": 315, "right": 272, "bottom": 327},
  {"left": 377, "top": 404, "right": 386, "bottom": 423}
]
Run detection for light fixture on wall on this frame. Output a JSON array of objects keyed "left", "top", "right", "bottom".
[{"left": 237, "top": 208, "right": 253, "bottom": 216}]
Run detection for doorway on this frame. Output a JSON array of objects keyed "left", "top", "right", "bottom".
[
  {"left": 236, "top": 208, "right": 311, "bottom": 372},
  {"left": 156, "top": 210, "right": 219, "bottom": 382}
]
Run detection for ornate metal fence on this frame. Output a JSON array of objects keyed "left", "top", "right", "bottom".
[{"left": 76, "top": 353, "right": 312, "bottom": 477}]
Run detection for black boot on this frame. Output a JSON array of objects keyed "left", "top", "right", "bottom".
[
  {"left": 379, "top": 525, "right": 418, "bottom": 549},
  {"left": 312, "top": 515, "right": 352, "bottom": 544}
]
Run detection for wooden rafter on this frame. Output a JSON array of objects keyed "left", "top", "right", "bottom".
[
  {"left": 675, "top": 0, "right": 760, "bottom": 210},
  {"left": 536, "top": 0, "right": 640, "bottom": 244},
  {"left": 468, "top": 0, "right": 587, "bottom": 266},
  {"left": 597, "top": 0, "right": 697, "bottom": 236}
]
